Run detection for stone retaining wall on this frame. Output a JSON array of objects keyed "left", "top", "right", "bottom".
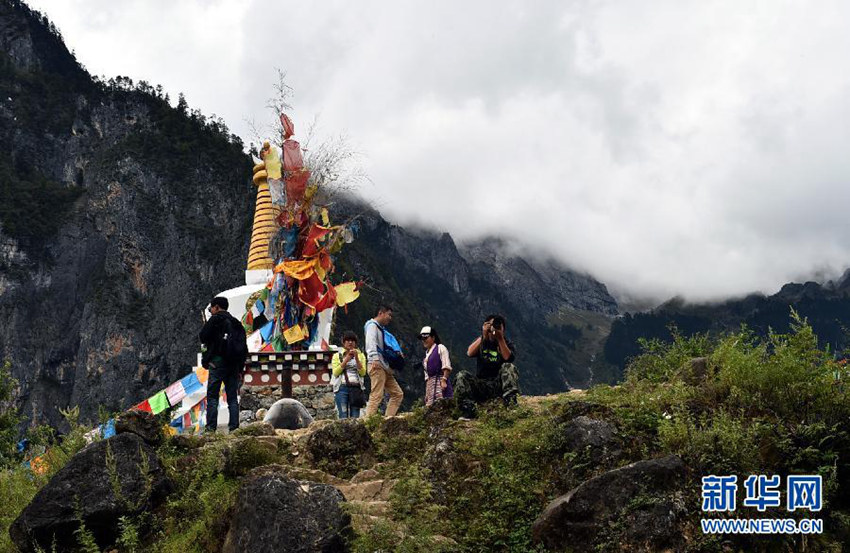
[{"left": 241, "top": 384, "right": 337, "bottom": 420}]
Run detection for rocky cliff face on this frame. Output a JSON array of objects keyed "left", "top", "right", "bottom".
[
  {"left": 333, "top": 199, "right": 619, "bottom": 398},
  {"left": 0, "top": 0, "right": 253, "bottom": 426},
  {"left": 459, "top": 238, "right": 618, "bottom": 317},
  {"left": 1, "top": 1, "right": 618, "bottom": 427}
]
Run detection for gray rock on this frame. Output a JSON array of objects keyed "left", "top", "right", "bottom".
[
  {"left": 231, "top": 421, "right": 275, "bottom": 437},
  {"left": 115, "top": 409, "right": 163, "bottom": 446},
  {"left": 423, "top": 397, "right": 455, "bottom": 426},
  {"left": 305, "top": 419, "right": 374, "bottom": 479},
  {"left": 422, "top": 434, "right": 470, "bottom": 504},
  {"left": 239, "top": 392, "right": 261, "bottom": 411},
  {"left": 378, "top": 415, "right": 411, "bottom": 438},
  {"left": 559, "top": 416, "right": 622, "bottom": 463},
  {"left": 263, "top": 398, "right": 314, "bottom": 430},
  {"left": 222, "top": 469, "right": 350, "bottom": 553},
  {"left": 350, "top": 468, "right": 379, "bottom": 483},
  {"left": 532, "top": 455, "right": 686, "bottom": 551},
  {"left": 239, "top": 409, "right": 255, "bottom": 424},
  {"left": 549, "top": 415, "right": 625, "bottom": 494},
  {"left": 10, "top": 433, "right": 171, "bottom": 552}
]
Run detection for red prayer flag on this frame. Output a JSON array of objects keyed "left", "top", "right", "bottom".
[
  {"left": 302, "top": 224, "right": 333, "bottom": 256},
  {"left": 133, "top": 400, "right": 152, "bottom": 413},
  {"left": 281, "top": 113, "right": 295, "bottom": 139}
]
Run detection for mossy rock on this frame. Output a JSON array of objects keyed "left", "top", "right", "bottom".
[
  {"left": 231, "top": 421, "right": 276, "bottom": 437},
  {"left": 305, "top": 419, "right": 375, "bottom": 479}
]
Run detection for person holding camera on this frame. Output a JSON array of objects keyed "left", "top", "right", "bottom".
[
  {"left": 455, "top": 314, "right": 519, "bottom": 418},
  {"left": 331, "top": 330, "right": 367, "bottom": 419}
]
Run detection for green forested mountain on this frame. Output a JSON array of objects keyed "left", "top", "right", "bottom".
[{"left": 604, "top": 277, "right": 850, "bottom": 376}]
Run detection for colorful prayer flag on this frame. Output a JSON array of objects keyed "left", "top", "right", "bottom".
[
  {"left": 283, "top": 324, "right": 307, "bottom": 344},
  {"left": 180, "top": 372, "right": 203, "bottom": 395},
  {"left": 247, "top": 330, "right": 263, "bottom": 352},
  {"left": 134, "top": 400, "right": 152, "bottom": 413},
  {"left": 276, "top": 258, "right": 318, "bottom": 280},
  {"left": 334, "top": 282, "right": 360, "bottom": 307},
  {"left": 260, "top": 320, "right": 275, "bottom": 342},
  {"left": 101, "top": 419, "right": 116, "bottom": 439},
  {"left": 148, "top": 391, "right": 170, "bottom": 414},
  {"left": 196, "top": 367, "right": 209, "bottom": 384},
  {"left": 165, "top": 380, "right": 186, "bottom": 406}
]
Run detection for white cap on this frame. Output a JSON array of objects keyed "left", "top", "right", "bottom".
[{"left": 419, "top": 326, "right": 432, "bottom": 335}]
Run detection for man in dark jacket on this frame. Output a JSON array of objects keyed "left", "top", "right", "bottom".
[
  {"left": 199, "top": 296, "right": 241, "bottom": 432},
  {"left": 455, "top": 314, "right": 519, "bottom": 418}
]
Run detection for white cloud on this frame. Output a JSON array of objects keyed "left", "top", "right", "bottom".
[{"left": 25, "top": 0, "right": 850, "bottom": 302}]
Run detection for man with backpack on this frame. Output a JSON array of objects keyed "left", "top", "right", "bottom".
[
  {"left": 199, "top": 296, "right": 247, "bottom": 432},
  {"left": 364, "top": 305, "right": 405, "bottom": 417}
]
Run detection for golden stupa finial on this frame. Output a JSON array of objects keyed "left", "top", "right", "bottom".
[{"left": 247, "top": 141, "right": 279, "bottom": 271}]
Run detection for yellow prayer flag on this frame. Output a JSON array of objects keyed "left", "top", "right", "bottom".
[
  {"left": 264, "top": 145, "right": 282, "bottom": 180},
  {"left": 335, "top": 282, "right": 360, "bottom": 307},
  {"left": 277, "top": 259, "right": 318, "bottom": 280},
  {"left": 283, "top": 324, "right": 307, "bottom": 344}
]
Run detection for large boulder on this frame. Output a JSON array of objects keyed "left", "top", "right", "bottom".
[
  {"left": 222, "top": 468, "right": 351, "bottom": 553},
  {"left": 263, "top": 398, "right": 314, "bottom": 430},
  {"left": 559, "top": 416, "right": 623, "bottom": 464},
  {"left": 532, "top": 455, "right": 687, "bottom": 551},
  {"left": 548, "top": 415, "right": 624, "bottom": 494},
  {"left": 114, "top": 408, "right": 163, "bottom": 446},
  {"left": 10, "top": 433, "right": 171, "bottom": 552},
  {"left": 305, "top": 419, "right": 374, "bottom": 478}
]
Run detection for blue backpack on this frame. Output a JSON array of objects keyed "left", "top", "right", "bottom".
[{"left": 365, "top": 320, "right": 405, "bottom": 372}]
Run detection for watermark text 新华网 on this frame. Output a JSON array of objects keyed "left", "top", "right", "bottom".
[{"left": 701, "top": 474, "right": 823, "bottom": 535}]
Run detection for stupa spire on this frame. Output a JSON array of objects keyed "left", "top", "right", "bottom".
[{"left": 247, "top": 140, "right": 279, "bottom": 271}]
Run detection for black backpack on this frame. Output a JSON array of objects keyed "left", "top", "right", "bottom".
[{"left": 222, "top": 315, "right": 249, "bottom": 368}]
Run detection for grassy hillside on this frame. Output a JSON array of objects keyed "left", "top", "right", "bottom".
[{"left": 3, "top": 312, "right": 850, "bottom": 551}]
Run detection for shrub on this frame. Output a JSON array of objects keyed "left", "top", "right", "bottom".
[{"left": 0, "top": 360, "right": 21, "bottom": 468}]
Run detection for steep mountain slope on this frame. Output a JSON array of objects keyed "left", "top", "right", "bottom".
[
  {"left": 1, "top": 0, "right": 254, "bottom": 426},
  {"left": 0, "top": 1, "right": 618, "bottom": 426},
  {"left": 332, "top": 199, "right": 620, "bottom": 402}
]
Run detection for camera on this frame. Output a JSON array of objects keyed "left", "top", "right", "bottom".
[{"left": 491, "top": 320, "right": 502, "bottom": 331}]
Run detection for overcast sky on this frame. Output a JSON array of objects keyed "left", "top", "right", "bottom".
[{"left": 25, "top": 0, "right": 850, "bottom": 303}]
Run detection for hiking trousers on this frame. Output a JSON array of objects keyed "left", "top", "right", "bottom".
[
  {"left": 365, "top": 362, "right": 404, "bottom": 417},
  {"left": 206, "top": 366, "right": 240, "bottom": 432},
  {"left": 455, "top": 363, "right": 519, "bottom": 417}
]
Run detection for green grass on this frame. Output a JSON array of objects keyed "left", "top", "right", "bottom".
[{"left": 6, "top": 311, "right": 850, "bottom": 551}]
